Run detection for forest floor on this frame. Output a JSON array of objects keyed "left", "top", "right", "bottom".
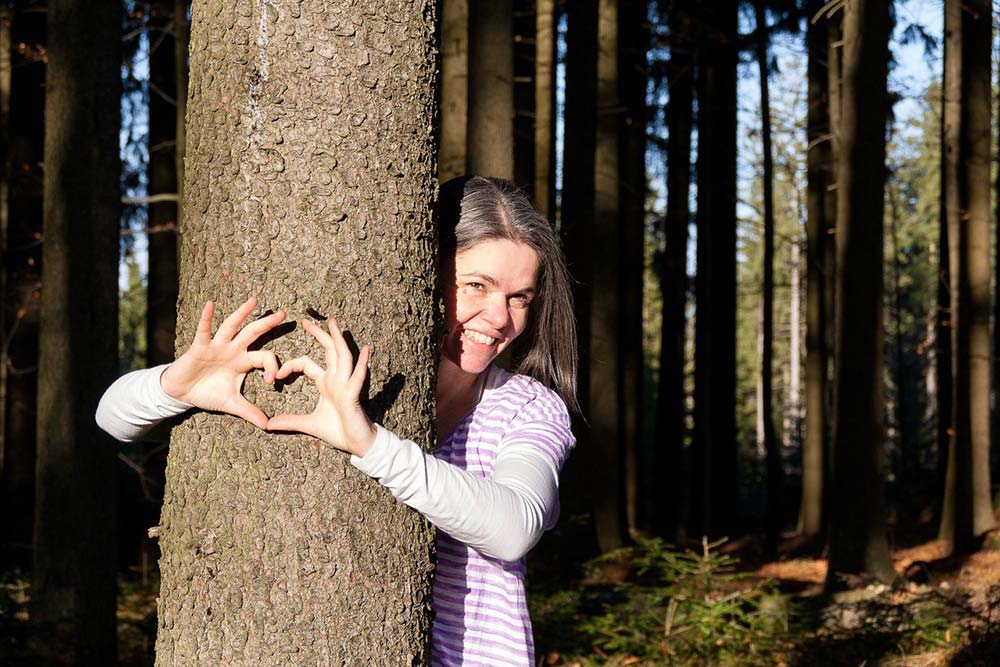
[
  {"left": 528, "top": 523, "right": 1000, "bottom": 667},
  {"left": 1, "top": 527, "right": 1000, "bottom": 666}
]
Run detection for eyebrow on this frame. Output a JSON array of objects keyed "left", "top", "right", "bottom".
[{"left": 459, "top": 272, "right": 536, "bottom": 295}]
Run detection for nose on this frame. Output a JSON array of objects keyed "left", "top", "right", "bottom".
[{"left": 480, "top": 292, "right": 510, "bottom": 331}]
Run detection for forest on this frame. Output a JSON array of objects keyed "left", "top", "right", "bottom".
[{"left": 2, "top": 0, "right": 1000, "bottom": 665}]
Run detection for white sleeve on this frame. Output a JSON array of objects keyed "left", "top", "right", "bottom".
[
  {"left": 95, "top": 364, "right": 194, "bottom": 442},
  {"left": 350, "top": 424, "right": 563, "bottom": 562}
]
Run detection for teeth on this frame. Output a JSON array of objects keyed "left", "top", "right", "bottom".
[{"left": 464, "top": 329, "right": 496, "bottom": 345}]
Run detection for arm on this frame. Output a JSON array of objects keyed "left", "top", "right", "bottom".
[
  {"left": 350, "top": 420, "right": 569, "bottom": 562},
  {"left": 95, "top": 296, "right": 285, "bottom": 441},
  {"left": 95, "top": 365, "right": 193, "bottom": 442}
]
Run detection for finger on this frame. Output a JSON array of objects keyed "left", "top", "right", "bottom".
[
  {"left": 328, "top": 317, "right": 354, "bottom": 384},
  {"left": 226, "top": 396, "right": 269, "bottom": 430},
  {"left": 234, "top": 310, "right": 286, "bottom": 349},
  {"left": 303, "top": 318, "right": 338, "bottom": 368},
  {"left": 266, "top": 412, "right": 315, "bottom": 434},
  {"left": 246, "top": 350, "right": 280, "bottom": 384},
  {"left": 194, "top": 301, "right": 215, "bottom": 344},
  {"left": 347, "top": 345, "right": 370, "bottom": 398},
  {"left": 214, "top": 295, "right": 258, "bottom": 343},
  {"left": 275, "top": 356, "right": 324, "bottom": 382}
]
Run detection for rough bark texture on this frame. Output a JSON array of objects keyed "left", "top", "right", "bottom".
[
  {"left": 533, "top": 0, "right": 556, "bottom": 219},
  {"left": 619, "top": 0, "right": 646, "bottom": 536},
  {"left": 156, "top": 2, "right": 439, "bottom": 664},
  {"left": 439, "top": 0, "right": 467, "bottom": 181},
  {"left": 692, "top": 0, "right": 738, "bottom": 540},
  {"left": 939, "top": 0, "right": 995, "bottom": 550},
  {"left": 800, "top": 2, "right": 828, "bottom": 537},
  {"left": 0, "top": 0, "right": 44, "bottom": 560},
  {"left": 653, "top": 0, "right": 693, "bottom": 541},
  {"left": 32, "top": 0, "right": 120, "bottom": 662},
  {"left": 825, "top": 0, "right": 896, "bottom": 588},
  {"left": 467, "top": 0, "right": 514, "bottom": 178}
]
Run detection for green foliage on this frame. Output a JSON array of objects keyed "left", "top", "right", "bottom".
[{"left": 576, "top": 538, "right": 787, "bottom": 666}]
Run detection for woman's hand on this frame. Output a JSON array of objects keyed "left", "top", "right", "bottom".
[
  {"left": 265, "top": 317, "right": 377, "bottom": 457},
  {"left": 160, "top": 296, "right": 285, "bottom": 429}
]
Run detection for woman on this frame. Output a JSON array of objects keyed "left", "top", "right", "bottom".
[{"left": 97, "top": 176, "right": 578, "bottom": 666}]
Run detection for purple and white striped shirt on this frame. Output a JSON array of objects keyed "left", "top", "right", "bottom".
[{"left": 428, "top": 369, "right": 574, "bottom": 666}]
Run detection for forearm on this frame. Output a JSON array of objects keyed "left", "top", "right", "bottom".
[
  {"left": 95, "top": 365, "right": 193, "bottom": 442},
  {"left": 350, "top": 425, "right": 559, "bottom": 562}
]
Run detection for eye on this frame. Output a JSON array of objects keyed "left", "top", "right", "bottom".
[
  {"left": 509, "top": 294, "right": 531, "bottom": 309},
  {"left": 463, "top": 282, "right": 486, "bottom": 294}
]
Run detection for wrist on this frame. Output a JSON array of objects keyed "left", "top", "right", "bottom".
[
  {"left": 351, "top": 424, "right": 378, "bottom": 458},
  {"left": 159, "top": 364, "right": 188, "bottom": 403}
]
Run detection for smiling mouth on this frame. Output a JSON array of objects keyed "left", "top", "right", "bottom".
[{"left": 463, "top": 329, "right": 497, "bottom": 345}]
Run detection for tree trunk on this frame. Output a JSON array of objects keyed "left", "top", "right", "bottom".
[
  {"left": 755, "top": 0, "right": 780, "bottom": 556},
  {"left": 533, "top": 0, "right": 556, "bottom": 219},
  {"left": 786, "top": 188, "right": 802, "bottom": 450},
  {"left": 801, "top": 0, "right": 828, "bottom": 536},
  {"left": 147, "top": 0, "right": 181, "bottom": 367},
  {"left": 155, "top": 2, "right": 439, "bottom": 663},
  {"left": 467, "top": 0, "right": 514, "bottom": 178},
  {"left": 692, "top": 0, "right": 738, "bottom": 540},
  {"left": 560, "top": 0, "right": 599, "bottom": 557},
  {"left": 619, "top": 0, "right": 646, "bottom": 536},
  {"left": 440, "top": 0, "right": 468, "bottom": 181},
  {"left": 513, "top": 0, "right": 536, "bottom": 190},
  {"left": 32, "top": 0, "right": 120, "bottom": 662},
  {"left": 825, "top": 0, "right": 896, "bottom": 588},
  {"left": 939, "top": 0, "right": 996, "bottom": 550},
  {"left": 653, "top": 0, "right": 693, "bottom": 542},
  {"left": 589, "top": 0, "right": 625, "bottom": 552},
  {"left": 0, "top": 0, "right": 45, "bottom": 560}
]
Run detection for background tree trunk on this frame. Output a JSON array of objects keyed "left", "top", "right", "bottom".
[
  {"left": 155, "top": 1, "right": 439, "bottom": 663},
  {"left": 0, "top": 0, "right": 44, "bottom": 561},
  {"left": 692, "top": 0, "right": 738, "bottom": 540},
  {"left": 533, "top": 0, "right": 556, "bottom": 219},
  {"left": 467, "top": 0, "right": 514, "bottom": 178},
  {"left": 619, "top": 0, "right": 646, "bottom": 536},
  {"left": 939, "top": 0, "right": 995, "bottom": 550},
  {"left": 147, "top": 0, "right": 181, "bottom": 367},
  {"left": 32, "top": 0, "right": 120, "bottom": 662},
  {"left": 513, "top": 0, "right": 536, "bottom": 190},
  {"left": 825, "top": 0, "right": 896, "bottom": 588},
  {"left": 754, "top": 0, "right": 780, "bottom": 556},
  {"left": 653, "top": 0, "right": 693, "bottom": 542},
  {"left": 439, "top": 0, "right": 468, "bottom": 181},
  {"left": 589, "top": 0, "right": 626, "bottom": 552}
]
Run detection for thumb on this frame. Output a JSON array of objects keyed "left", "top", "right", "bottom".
[{"left": 226, "top": 396, "right": 269, "bottom": 430}]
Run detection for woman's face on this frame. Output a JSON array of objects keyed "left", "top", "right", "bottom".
[{"left": 441, "top": 238, "right": 540, "bottom": 375}]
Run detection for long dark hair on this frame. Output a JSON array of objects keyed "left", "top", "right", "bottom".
[{"left": 439, "top": 176, "right": 579, "bottom": 414}]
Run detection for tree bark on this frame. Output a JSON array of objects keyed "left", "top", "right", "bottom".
[
  {"left": 653, "top": 0, "right": 693, "bottom": 542},
  {"left": 825, "top": 0, "right": 896, "bottom": 588},
  {"left": 691, "top": 0, "right": 738, "bottom": 540},
  {"left": 533, "top": 0, "right": 556, "bottom": 219},
  {"left": 155, "top": 1, "right": 439, "bottom": 663},
  {"left": 589, "top": 0, "right": 626, "bottom": 552},
  {"left": 147, "top": 0, "right": 182, "bottom": 367},
  {"left": 800, "top": 1, "right": 828, "bottom": 538},
  {"left": 619, "top": 0, "right": 646, "bottom": 536},
  {"left": 513, "top": 0, "right": 536, "bottom": 190},
  {"left": 32, "top": 0, "right": 120, "bottom": 662},
  {"left": 467, "top": 0, "right": 514, "bottom": 178},
  {"left": 0, "top": 0, "right": 44, "bottom": 560},
  {"left": 439, "top": 0, "right": 468, "bottom": 181},
  {"left": 939, "top": 0, "right": 996, "bottom": 550},
  {"left": 754, "top": 0, "right": 780, "bottom": 556}
]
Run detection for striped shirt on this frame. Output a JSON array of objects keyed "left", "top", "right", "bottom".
[{"left": 353, "top": 367, "right": 575, "bottom": 666}]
